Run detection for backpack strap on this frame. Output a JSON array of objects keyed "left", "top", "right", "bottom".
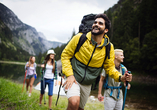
[
  {"left": 102, "top": 42, "right": 111, "bottom": 68},
  {"left": 103, "top": 74, "right": 109, "bottom": 89},
  {"left": 54, "top": 61, "right": 57, "bottom": 80},
  {"left": 104, "top": 42, "right": 111, "bottom": 60},
  {"left": 103, "top": 65, "right": 123, "bottom": 99},
  {"left": 121, "top": 64, "right": 126, "bottom": 75},
  {"left": 103, "top": 74, "right": 122, "bottom": 99},
  {"left": 74, "top": 33, "right": 87, "bottom": 55},
  {"left": 104, "top": 64, "right": 126, "bottom": 99},
  {"left": 74, "top": 34, "right": 111, "bottom": 61}
]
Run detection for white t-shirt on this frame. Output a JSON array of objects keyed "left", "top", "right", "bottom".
[{"left": 44, "top": 64, "right": 54, "bottom": 79}]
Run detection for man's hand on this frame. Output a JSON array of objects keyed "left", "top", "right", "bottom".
[
  {"left": 121, "top": 72, "right": 132, "bottom": 82},
  {"left": 124, "top": 83, "right": 131, "bottom": 90},
  {"left": 63, "top": 75, "right": 77, "bottom": 90},
  {"left": 98, "top": 94, "right": 104, "bottom": 102}
]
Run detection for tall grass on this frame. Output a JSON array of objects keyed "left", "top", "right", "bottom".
[
  {"left": 0, "top": 78, "right": 42, "bottom": 109},
  {"left": 0, "top": 78, "right": 67, "bottom": 110},
  {"left": 0, "top": 78, "right": 106, "bottom": 110}
]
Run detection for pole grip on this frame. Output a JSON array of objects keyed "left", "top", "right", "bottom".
[{"left": 126, "top": 71, "right": 131, "bottom": 86}]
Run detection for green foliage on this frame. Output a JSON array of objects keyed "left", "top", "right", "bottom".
[
  {"left": 0, "top": 18, "right": 30, "bottom": 62},
  {"left": 137, "top": 0, "right": 157, "bottom": 45},
  {"left": 140, "top": 30, "right": 157, "bottom": 73},
  {"left": 124, "top": 38, "right": 140, "bottom": 70},
  {"left": 105, "top": 0, "right": 157, "bottom": 74},
  {"left": 36, "top": 52, "right": 42, "bottom": 63},
  {"left": 54, "top": 44, "right": 67, "bottom": 61}
]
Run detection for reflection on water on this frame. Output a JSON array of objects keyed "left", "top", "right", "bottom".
[{"left": 0, "top": 63, "right": 41, "bottom": 85}]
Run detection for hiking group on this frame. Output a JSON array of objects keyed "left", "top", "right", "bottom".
[
  {"left": 61, "top": 13, "right": 132, "bottom": 110},
  {"left": 24, "top": 13, "right": 132, "bottom": 110},
  {"left": 24, "top": 50, "right": 58, "bottom": 110}
]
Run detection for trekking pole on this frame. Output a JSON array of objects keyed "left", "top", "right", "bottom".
[
  {"left": 122, "top": 71, "right": 131, "bottom": 110},
  {"left": 55, "top": 72, "right": 62, "bottom": 106},
  {"left": 22, "top": 70, "right": 27, "bottom": 92},
  {"left": 42, "top": 70, "right": 46, "bottom": 105}
]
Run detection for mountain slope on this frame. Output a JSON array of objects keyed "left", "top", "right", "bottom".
[
  {"left": 0, "top": 3, "right": 63, "bottom": 55},
  {"left": 0, "top": 18, "right": 30, "bottom": 61}
]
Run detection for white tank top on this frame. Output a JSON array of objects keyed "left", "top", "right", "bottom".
[
  {"left": 44, "top": 64, "right": 54, "bottom": 79},
  {"left": 28, "top": 66, "right": 34, "bottom": 75}
]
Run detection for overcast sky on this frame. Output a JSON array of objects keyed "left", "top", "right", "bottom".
[{"left": 0, "top": 0, "right": 119, "bottom": 43}]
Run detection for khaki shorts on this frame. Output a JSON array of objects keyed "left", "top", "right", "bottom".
[{"left": 64, "top": 81, "right": 91, "bottom": 109}]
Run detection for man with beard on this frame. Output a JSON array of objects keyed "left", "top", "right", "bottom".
[{"left": 61, "top": 14, "right": 132, "bottom": 110}]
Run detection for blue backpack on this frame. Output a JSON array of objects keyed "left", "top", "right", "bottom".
[{"left": 103, "top": 64, "right": 126, "bottom": 99}]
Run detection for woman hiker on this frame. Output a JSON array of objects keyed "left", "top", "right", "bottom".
[
  {"left": 39, "top": 49, "right": 57, "bottom": 110},
  {"left": 25, "top": 56, "right": 37, "bottom": 97}
]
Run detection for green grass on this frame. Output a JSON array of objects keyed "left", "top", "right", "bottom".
[
  {"left": 2, "top": 77, "right": 150, "bottom": 110},
  {"left": 2, "top": 77, "right": 156, "bottom": 110},
  {"left": 0, "top": 78, "right": 67, "bottom": 110},
  {"left": 0, "top": 78, "right": 105, "bottom": 110}
]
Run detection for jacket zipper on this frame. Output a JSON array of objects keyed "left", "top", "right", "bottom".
[{"left": 80, "top": 43, "right": 97, "bottom": 83}]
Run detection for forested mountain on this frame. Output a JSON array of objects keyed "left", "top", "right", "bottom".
[
  {"left": 0, "top": 3, "right": 63, "bottom": 56},
  {"left": 51, "top": 0, "right": 157, "bottom": 74},
  {"left": 105, "top": 0, "right": 157, "bottom": 74},
  {"left": 0, "top": 19, "right": 30, "bottom": 61},
  {"left": 1, "top": 0, "right": 156, "bottom": 74}
]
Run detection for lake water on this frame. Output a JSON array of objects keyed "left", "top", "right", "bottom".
[
  {"left": 0, "top": 63, "right": 41, "bottom": 85},
  {"left": 0, "top": 63, "right": 157, "bottom": 109}
]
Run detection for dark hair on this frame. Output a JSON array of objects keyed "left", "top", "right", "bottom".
[
  {"left": 43, "top": 54, "right": 55, "bottom": 73},
  {"left": 94, "top": 14, "right": 111, "bottom": 30}
]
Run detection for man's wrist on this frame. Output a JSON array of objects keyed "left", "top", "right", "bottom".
[
  {"left": 67, "top": 75, "right": 74, "bottom": 77},
  {"left": 98, "top": 93, "right": 101, "bottom": 95},
  {"left": 98, "top": 91, "right": 101, "bottom": 94}
]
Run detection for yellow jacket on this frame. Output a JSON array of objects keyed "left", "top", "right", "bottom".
[{"left": 61, "top": 32, "right": 121, "bottom": 85}]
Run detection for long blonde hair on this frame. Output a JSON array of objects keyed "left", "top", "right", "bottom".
[{"left": 28, "top": 56, "right": 34, "bottom": 67}]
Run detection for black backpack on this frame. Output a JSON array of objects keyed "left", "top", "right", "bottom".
[
  {"left": 75, "top": 13, "right": 111, "bottom": 60},
  {"left": 79, "top": 14, "right": 96, "bottom": 34}
]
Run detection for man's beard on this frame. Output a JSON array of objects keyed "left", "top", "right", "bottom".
[{"left": 91, "top": 26, "right": 105, "bottom": 35}]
